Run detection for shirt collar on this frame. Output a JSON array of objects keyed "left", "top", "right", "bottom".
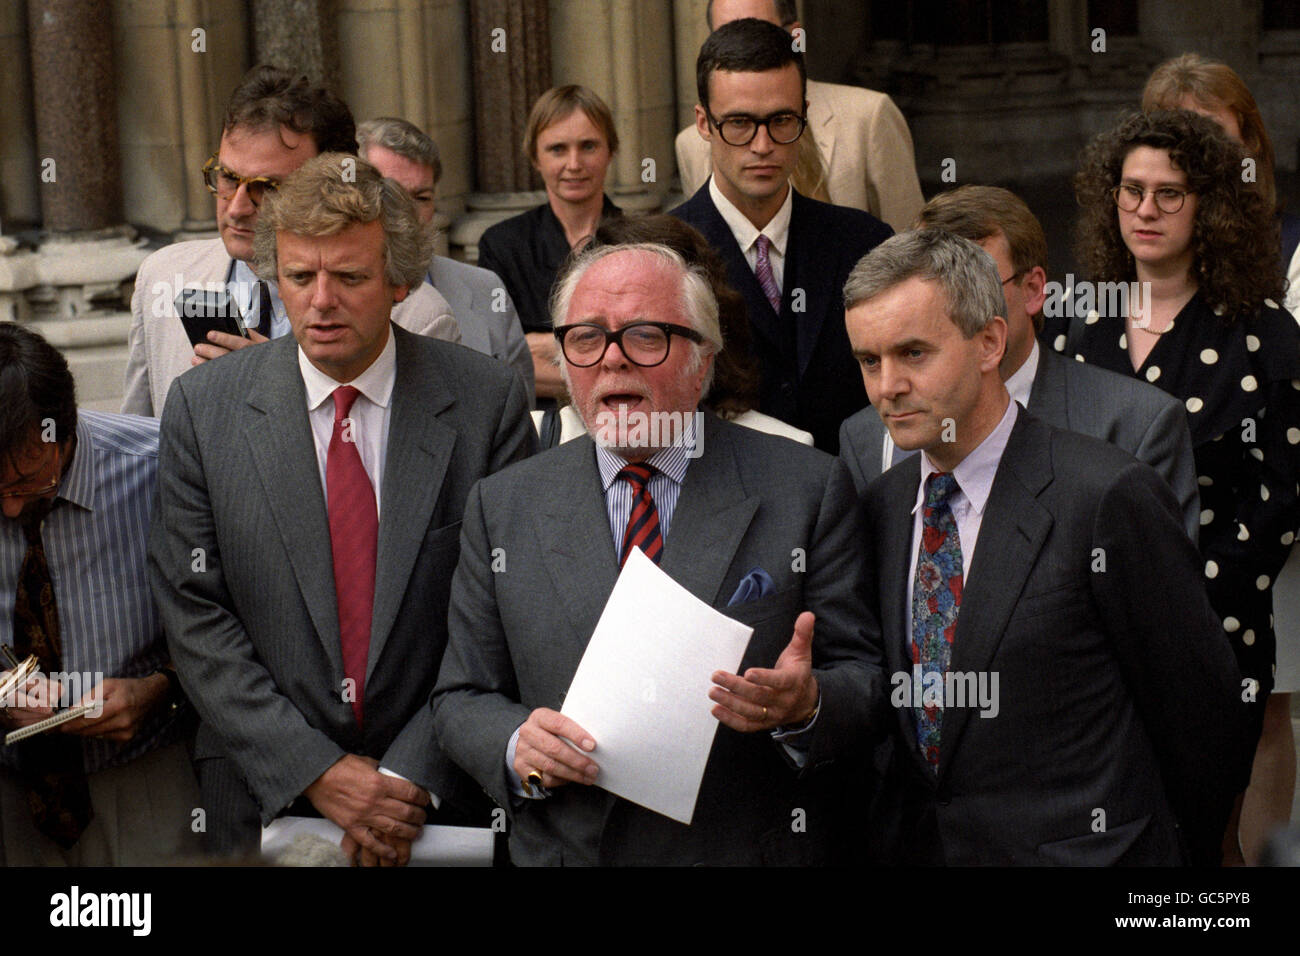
[
  {"left": 53, "top": 415, "right": 96, "bottom": 512},
  {"left": 595, "top": 411, "right": 698, "bottom": 492},
  {"left": 298, "top": 329, "right": 397, "bottom": 413},
  {"left": 1005, "top": 339, "right": 1039, "bottom": 409},
  {"left": 228, "top": 259, "right": 283, "bottom": 313},
  {"left": 914, "top": 395, "right": 1019, "bottom": 518},
  {"left": 708, "top": 175, "right": 793, "bottom": 258}
]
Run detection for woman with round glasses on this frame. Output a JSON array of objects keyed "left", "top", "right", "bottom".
[
  {"left": 477, "top": 85, "right": 622, "bottom": 407},
  {"left": 1143, "top": 55, "right": 1300, "bottom": 863},
  {"left": 1068, "top": 109, "right": 1300, "bottom": 849}
]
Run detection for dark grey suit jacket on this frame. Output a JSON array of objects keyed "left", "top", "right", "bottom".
[
  {"left": 862, "top": 410, "right": 1245, "bottom": 865},
  {"left": 148, "top": 326, "right": 535, "bottom": 850},
  {"left": 839, "top": 346, "right": 1201, "bottom": 540},
  {"left": 432, "top": 413, "right": 888, "bottom": 865}
]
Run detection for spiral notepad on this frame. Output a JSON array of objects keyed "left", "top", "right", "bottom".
[{"left": 4, "top": 705, "right": 91, "bottom": 745}]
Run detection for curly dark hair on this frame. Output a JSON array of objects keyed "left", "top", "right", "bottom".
[{"left": 1073, "top": 109, "right": 1282, "bottom": 320}]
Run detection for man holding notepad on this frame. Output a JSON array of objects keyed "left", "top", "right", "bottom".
[{"left": 0, "top": 324, "right": 199, "bottom": 865}]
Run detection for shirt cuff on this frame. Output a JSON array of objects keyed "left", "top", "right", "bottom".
[
  {"left": 379, "top": 765, "right": 440, "bottom": 810},
  {"left": 771, "top": 692, "right": 822, "bottom": 768},
  {"left": 506, "top": 726, "right": 550, "bottom": 799}
]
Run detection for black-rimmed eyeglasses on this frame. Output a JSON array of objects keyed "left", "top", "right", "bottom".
[
  {"left": 554, "top": 322, "right": 704, "bottom": 367},
  {"left": 706, "top": 111, "right": 807, "bottom": 147}
]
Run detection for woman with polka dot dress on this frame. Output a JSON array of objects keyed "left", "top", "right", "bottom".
[{"left": 1066, "top": 109, "right": 1300, "bottom": 814}]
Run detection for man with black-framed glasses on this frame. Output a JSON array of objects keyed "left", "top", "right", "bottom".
[
  {"left": 672, "top": 18, "right": 892, "bottom": 453},
  {"left": 432, "top": 241, "right": 887, "bottom": 865},
  {"left": 122, "top": 65, "right": 460, "bottom": 418}
]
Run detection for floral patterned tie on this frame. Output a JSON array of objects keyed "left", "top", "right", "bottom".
[{"left": 911, "top": 472, "right": 963, "bottom": 772}]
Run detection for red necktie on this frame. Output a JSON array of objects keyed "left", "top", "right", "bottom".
[
  {"left": 618, "top": 463, "right": 663, "bottom": 566},
  {"left": 327, "top": 386, "right": 377, "bottom": 725}
]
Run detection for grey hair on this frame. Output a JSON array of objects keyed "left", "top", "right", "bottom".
[
  {"left": 356, "top": 116, "right": 442, "bottom": 184},
  {"left": 842, "top": 228, "right": 1007, "bottom": 337},
  {"left": 551, "top": 242, "right": 723, "bottom": 394}
]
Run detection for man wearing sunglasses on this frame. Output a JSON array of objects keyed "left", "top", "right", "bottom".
[
  {"left": 672, "top": 18, "right": 892, "bottom": 454},
  {"left": 123, "top": 65, "right": 460, "bottom": 418},
  {"left": 432, "top": 242, "right": 886, "bottom": 865}
]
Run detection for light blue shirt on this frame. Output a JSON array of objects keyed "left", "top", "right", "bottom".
[{"left": 0, "top": 411, "right": 179, "bottom": 774}]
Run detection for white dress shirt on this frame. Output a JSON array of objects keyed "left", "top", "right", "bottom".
[
  {"left": 905, "top": 396, "right": 1018, "bottom": 649},
  {"left": 708, "top": 176, "right": 794, "bottom": 293},
  {"left": 1005, "top": 340, "right": 1039, "bottom": 410},
  {"left": 298, "top": 332, "right": 395, "bottom": 517}
]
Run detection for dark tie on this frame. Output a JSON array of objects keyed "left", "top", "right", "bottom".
[
  {"left": 618, "top": 463, "right": 663, "bottom": 567},
  {"left": 911, "top": 472, "right": 963, "bottom": 772},
  {"left": 255, "top": 281, "right": 273, "bottom": 338},
  {"left": 326, "top": 386, "right": 378, "bottom": 726},
  {"left": 754, "top": 235, "right": 782, "bottom": 315},
  {"left": 12, "top": 501, "right": 93, "bottom": 848}
]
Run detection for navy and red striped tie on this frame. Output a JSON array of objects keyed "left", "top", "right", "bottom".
[{"left": 618, "top": 463, "right": 663, "bottom": 566}]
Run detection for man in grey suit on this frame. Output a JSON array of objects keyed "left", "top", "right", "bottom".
[
  {"left": 845, "top": 230, "right": 1244, "bottom": 865},
  {"left": 432, "top": 242, "right": 886, "bottom": 865},
  {"left": 357, "top": 116, "right": 535, "bottom": 400},
  {"left": 839, "top": 186, "right": 1199, "bottom": 540},
  {"left": 149, "top": 155, "right": 534, "bottom": 863}
]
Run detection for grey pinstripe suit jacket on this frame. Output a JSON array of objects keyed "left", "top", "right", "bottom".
[{"left": 148, "top": 325, "right": 535, "bottom": 850}]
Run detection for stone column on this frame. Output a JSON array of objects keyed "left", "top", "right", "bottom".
[
  {"left": 251, "top": 0, "right": 339, "bottom": 82},
  {"left": 29, "top": 0, "right": 123, "bottom": 233},
  {"left": 23, "top": 0, "right": 149, "bottom": 411},
  {"left": 453, "top": 0, "right": 552, "bottom": 261},
  {"left": 551, "top": 0, "right": 675, "bottom": 213}
]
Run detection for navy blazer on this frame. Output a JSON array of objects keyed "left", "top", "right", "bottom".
[{"left": 671, "top": 185, "right": 892, "bottom": 453}]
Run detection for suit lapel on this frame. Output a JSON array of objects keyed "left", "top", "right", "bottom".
[
  {"left": 785, "top": 193, "right": 830, "bottom": 377},
  {"left": 875, "top": 459, "right": 931, "bottom": 779},
  {"left": 369, "top": 328, "right": 457, "bottom": 675},
  {"left": 244, "top": 338, "right": 342, "bottom": 666},
  {"left": 680, "top": 189, "right": 784, "bottom": 351},
  {"left": 938, "top": 414, "right": 1054, "bottom": 779},
  {"left": 658, "top": 414, "right": 759, "bottom": 607},
  {"left": 808, "top": 83, "right": 837, "bottom": 185},
  {"left": 536, "top": 439, "right": 622, "bottom": 646},
  {"left": 1026, "top": 347, "right": 1070, "bottom": 432}
]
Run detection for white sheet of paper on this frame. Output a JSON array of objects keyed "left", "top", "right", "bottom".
[
  {"left": 560, "top": 547, "right": 753, "bottom": 825},
  {"left": 260, "top": 817, "right": 494, "bottom": 867}
]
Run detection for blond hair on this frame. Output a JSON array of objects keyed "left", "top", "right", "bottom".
[{"left": 253, "top": 152, "right": 432, "bottom": 288}]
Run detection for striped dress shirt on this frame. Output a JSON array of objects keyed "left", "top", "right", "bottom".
[
  {"left": 596, "top": 430, "right": 696, "bottom": 561},
  {"left": 0, "top": 410, "right": 179, "bottom": 774}
]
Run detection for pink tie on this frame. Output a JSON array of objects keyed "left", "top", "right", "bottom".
[
  {"left": 754, "top": 234, "right": 782, "bottom": 314},
  {"left": 327, "top": 385, "right": 378, "bottom": 726}
]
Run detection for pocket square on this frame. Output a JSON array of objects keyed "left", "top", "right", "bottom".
[{"left": 728, "top": 567, "right": 775, "bottom": 606}]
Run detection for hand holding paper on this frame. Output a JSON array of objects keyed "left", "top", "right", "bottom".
[
  {"left": 514, "top": 707, "right": 598, "bottom": 790},
  {"left": 559, "top": 548, "right": 753, "bottom": 824},
  {"left": 710, "top": 611, "right": 819, "bottom": 732}
]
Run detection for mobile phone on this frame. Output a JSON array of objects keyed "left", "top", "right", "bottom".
[{"left": 174, "top": 288, "right": 248, "bottom": 348}]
